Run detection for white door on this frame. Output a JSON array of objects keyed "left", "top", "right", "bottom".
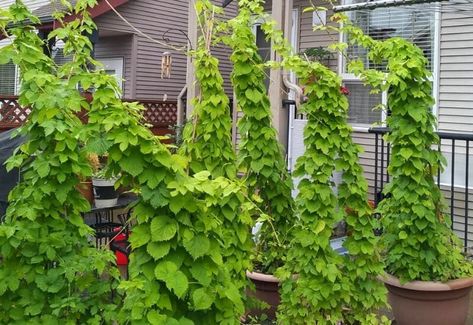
[{"left": 100, "top": 58, "right": 124, "bottom": 92}]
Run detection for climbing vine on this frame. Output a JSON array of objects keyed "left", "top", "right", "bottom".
[
  {"left": 259, "top": 9, "right": 387, "bottom": 324},
  {"left": 0, "top": 2, "right": 119, "bottom": 323},
  {"left": 224, "top": 0, "right": 294, "bottom": 273},
  {"left": 342, "top": 17, "right": 473, "bottom": 283},
  {"left": 179, "top": 0, "right": 236, "bottom": 179},
  {"left": 0, "top": 1, "right": 255, "bottom": 324}
]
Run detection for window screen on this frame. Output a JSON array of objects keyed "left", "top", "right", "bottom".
[
  {"left": 345, "top": 80, "right": 383, "bottom": 125},
  {"left": 0, "top": 62, "right": 17, "bottom": 96}
]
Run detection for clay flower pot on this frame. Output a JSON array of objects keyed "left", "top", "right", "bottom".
[
  {"left": 246, "top": 271, "right": 280, "bottom": 320},
  {"left": 380, "top": 274, "right": 473, "bottom": 325}
]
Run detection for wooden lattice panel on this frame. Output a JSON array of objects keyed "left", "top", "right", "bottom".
[
  {"left": 139, "top": 100, "right": 178, "bottom": 127},
  {"left": 0, "top": 96, "right": 30, "bottom": 130},
  {"left": 0, "top": 96, "right": 178, "bottom": 134}
]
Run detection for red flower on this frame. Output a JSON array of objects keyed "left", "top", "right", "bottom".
[{"left": 340, "top": 85, "right": 350, "bottom": 96}]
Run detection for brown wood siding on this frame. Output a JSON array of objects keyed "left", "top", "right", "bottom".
[
  {"left": 94, "top": 0, "right": 189, "bottom": 101},
  {"left": 95, "top": 35, "right": 133, "bottom": 98}
]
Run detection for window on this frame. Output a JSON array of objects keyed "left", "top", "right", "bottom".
[
  {"left": 0, "top": 62, "right": 18, "bottom": 96},
  {"left": 98, "top": 57, "right": 124, "bottom": 92},
  {"left": 341, "top": 1, "right": 437, "bottom": 125},
  {"left": 253, "top": 23, "right": 271, "bottom": 91}
]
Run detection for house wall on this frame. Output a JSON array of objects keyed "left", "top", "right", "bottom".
[
  {"left": 95, "top": 35, "right": 133, "bottom": 98},
  {"left": 438, "top": 8, "right": 473, "bottom": 133},
  {"left": 293, "top": 0, "right": 339, "bottom": 72},
  {"left": 94, "top": 0, "right": 189, "bottom": 101},
  {"left": 94, "top": 0, "right": 237, "bottom": 101}
]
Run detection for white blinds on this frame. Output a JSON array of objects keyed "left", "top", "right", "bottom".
[
  {"left": 0, "top": 62, "right": 16, "bottom": 96},
  {"left": 345, "top": 1, "right": 436, "bottom": 71}
]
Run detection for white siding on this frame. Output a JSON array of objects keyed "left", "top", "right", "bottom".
[{"left": 438, "top": 8, "right": 473, "bottom": 133}]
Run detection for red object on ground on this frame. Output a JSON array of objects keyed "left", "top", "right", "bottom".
[{"left": 112, "top": 227, "right": 129, "bottom": 265}]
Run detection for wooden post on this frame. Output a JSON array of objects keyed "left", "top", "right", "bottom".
[
  {"left": 269, "top": 0, "right": 293, "bottom": 150},
  {"left": 185, "top": 0, "right": 199, "bottom": 119}
]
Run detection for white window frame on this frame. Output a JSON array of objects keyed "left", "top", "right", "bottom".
[{"left": 338, "top": 2, "right": 440, "bottom": 127}]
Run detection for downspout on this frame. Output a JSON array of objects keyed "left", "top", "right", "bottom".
[
  {"left": 177, "top": 86, "right": 187, "bottom": 126},
  {"left": 283, "top": 74, "right": 303, "bottom": 172}
]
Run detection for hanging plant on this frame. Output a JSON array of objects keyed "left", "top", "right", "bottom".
[{"left": 0, "top": 2, "right": 119, "bottom": 323}]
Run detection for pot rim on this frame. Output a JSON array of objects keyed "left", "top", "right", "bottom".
[
  {"left": 246, "top": 271, "right": 280, "bottom": 283},
  {"left": 379, "top": 273, "right": 473, "bottom": 292}
]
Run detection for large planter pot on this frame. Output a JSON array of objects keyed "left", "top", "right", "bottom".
[
  {"left": 381, "top": 274, "right": 473, "bottom": 325},
  {"left": 246, "top": 271, "right": 280, "bottom": 320},
  {"left": 92, "top": 178, "right": 118, "bottom": 208}
]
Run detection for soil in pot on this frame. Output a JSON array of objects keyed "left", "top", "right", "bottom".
[
  {"left": 381, "top": 274, "right": 473, "bottom": 325},
  {"left": 92, "top": 178, "right": 118, "bottom": 208},
  {"left": 246, "top": 271, "right": 280, "bottom": 321}
]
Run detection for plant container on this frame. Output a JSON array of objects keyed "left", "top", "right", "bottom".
[
  {"left": 92, "top": 178, "right": 118, "bottom": 208},
  {"left": 246, "top": 271, "right": 280, "bottom": 320},
  {"left": 381, "top": 274, "right": 473, "bottom": 325},
  {"left": 78, "top": 180, "right": 94, "bottom": 204}
]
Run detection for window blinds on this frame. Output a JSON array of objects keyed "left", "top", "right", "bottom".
[
  {"left": 345, "top": 1, "right": 436, "bottom": 71},
  {"left": 0, "top": 62, "right": 16, "bottom": 96}
]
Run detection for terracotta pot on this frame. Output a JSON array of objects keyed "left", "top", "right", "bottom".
[
  {"left": 246, "top": 271, "right": 280, "bottom": 320},
  {"left": 380, "top": 274, "right": 473, "bottom": 325},
  {"left": 78, "top": 180, "right": 94, "bottom": 204}
]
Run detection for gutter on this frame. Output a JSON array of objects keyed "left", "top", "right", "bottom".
[{"left": 283, "top": 74, "right": 303, "bottom": 172}]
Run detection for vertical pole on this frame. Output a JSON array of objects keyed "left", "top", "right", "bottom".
[
  {"left": 451, "top": 139, "right": 456, "bottom": 229},
  {"left": 186, "top": 0, "right": 199, "bottom": 118},
  {"left": 465, "top": 140, "right": 469, "bottom": 249},
  {"left": 269, "top": 0, "right": 291, "bottom": 150}
]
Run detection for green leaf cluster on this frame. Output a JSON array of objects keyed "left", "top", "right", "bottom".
[
  {"left": 0, "top": 1, "right": 255, "bottom": 323},
  {"left": 257, "top": 8, "right": 387, "bottom": 324},
  {"left": 344, "top": 23, "right": 473, "bottom": 283},
  {"left": 224, "top": 2, "right": 295, "bottom": 274},
  {"left": 179, "top": 49, "right": 236, "bottom": 178},
  {"left": 0, "top": 2, "right": 119, "bottom": 323}
]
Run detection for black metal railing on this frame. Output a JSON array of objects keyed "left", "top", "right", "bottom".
[{"left": 369, "top": 127, "right": 473, "bottom": 249}]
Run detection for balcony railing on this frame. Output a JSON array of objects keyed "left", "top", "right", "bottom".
[
  {"left": 0, "top": 96, "right": 178, "bottom": 136},
  {"left": 369, "top": 127, "right": 473, "bottom": 250}
]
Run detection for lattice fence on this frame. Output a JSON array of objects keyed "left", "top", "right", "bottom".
[
  {"left": 0, "top": 96, "right": 178, "bottom": 136},
  {"left": 0, "top": 96, "right": 31, "bottom": 130}
]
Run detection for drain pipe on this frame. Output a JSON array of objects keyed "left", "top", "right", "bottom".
[
  {"left": 283, "top": 75, "right": 303, "bottom": 172},
  {"left": 177, "top": 86, "right": 187, "bottom": 126}
]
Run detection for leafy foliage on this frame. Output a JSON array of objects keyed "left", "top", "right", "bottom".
[
  {"left": 179, "top": 1, "right": 236, "bottom": 179},
  {"left": 0, "top": 1, "right": 255, "bottom": 323},
  {"left": 178, "top": 0, "right": 254, "bottom": 305},
  {"left": 225, "top": 0, "right": 294, "bottom": 274},
  {"left": 0, "top": 2, "right": 119, "bottom": 323},
  {"left": 343, "top": 18, "right": 473, "bottom": 283},
  {"left": 260, "top": 11, "right": 387, "bottom": 324}
]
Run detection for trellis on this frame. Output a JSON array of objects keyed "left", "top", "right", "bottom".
[{"left": 0, "top": 96, "right": 178, "bottom": 136}]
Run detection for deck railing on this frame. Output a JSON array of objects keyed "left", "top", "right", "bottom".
[
  {"left": 369, "top": 127, "right": 473, "bottom": 250},
  {"left": 0, "top": 96, "right": 178, "bottom": 136}
]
